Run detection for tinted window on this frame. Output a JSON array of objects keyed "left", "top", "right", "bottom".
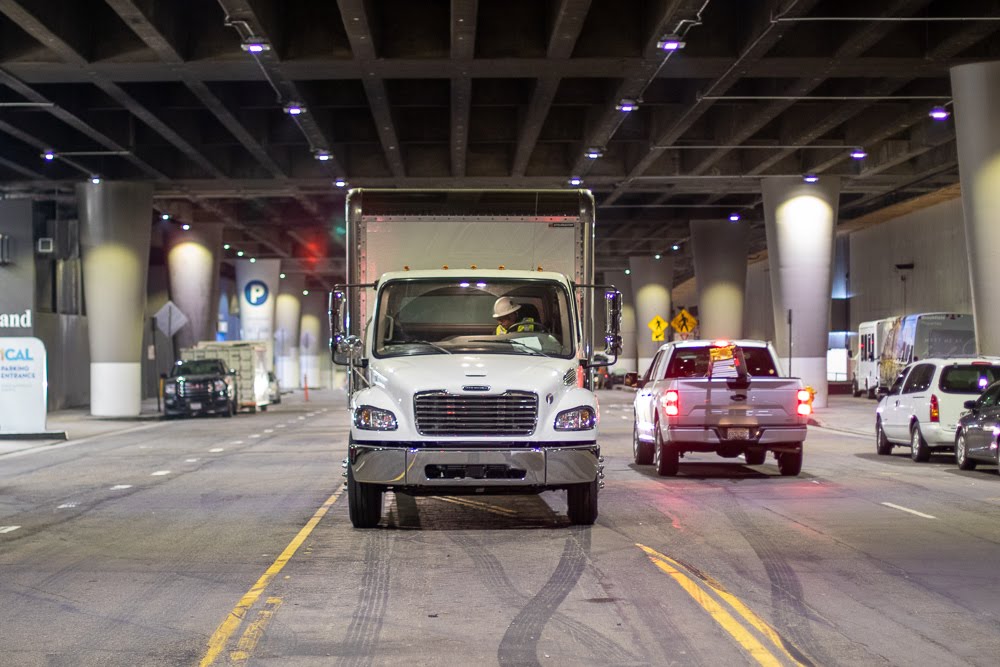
[
  {"left": 664, "top": 346, "right": 778, "bottom": 378},
  {"left": 172, "top": 360, "right": 224, "bottom": 376},
  {"left": 902, "top": 363, "right": 934, "bottom": 393},
  {"left": 978, "top": 383, "right": 1000, "bottom": 408},
  {"left": 889, "top": 371, "right": 906, "bottom": 395},
  {"left": 642, "top": 351, "right": 662, "bottom": 383},
  {"left": 939, "top": 364, "right": 1000, "bottom": 394}
]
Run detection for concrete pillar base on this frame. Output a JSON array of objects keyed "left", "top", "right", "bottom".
[
  {"left": 780, "top": 356, "right": 829, "bottom": 409},
  {"left": 91, "top": 362, "right": 142, "bottom": 416}
]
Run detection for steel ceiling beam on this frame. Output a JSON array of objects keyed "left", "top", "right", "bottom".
[{"left": 449, "top": 0, "right": 478, "bottom": 177}]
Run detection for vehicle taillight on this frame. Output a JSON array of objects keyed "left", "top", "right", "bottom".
[
  {"left": 796, "top": 389, "right": 812, "bottom": 416},
  {"left": 930, "top": 394, "right": 940, "bottom": 423},
  {"left": 663, "top": 389, "right": 680, "bottom": 417}
]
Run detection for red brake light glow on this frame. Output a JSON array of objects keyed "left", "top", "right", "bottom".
[
  {"left": 796, "top": 389, "right": 811, "bottom": 402},
  {"left": 663, "top": 390, "right": 680, "bottom": 416},
  {"left": 930, "top": 394, "right": 940, "bottom": 423},
  {"left": 797, "top": 402, "right": 812, "bottom": 416},
  {"left": 796, "top": 388, "right": 813, "bottom": 416},
  {"left": 713, "top": 339, "right": 730, "bottom": 347}
]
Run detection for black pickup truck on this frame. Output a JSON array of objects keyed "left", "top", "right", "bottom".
[{"left": 163, "top": 359, "right": 237, "bottom": 418}]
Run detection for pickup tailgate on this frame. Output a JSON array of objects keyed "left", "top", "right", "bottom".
[{"left": 672, "top": 377, "right": 803, "bottom": 428}]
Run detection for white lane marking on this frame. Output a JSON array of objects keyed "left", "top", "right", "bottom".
[
  {"left": 298, "top": 417, "right": 306, "bottom": 421},
  {"left": 57, "top": 503, "right": 78, "bottom": 509},
  {"left": 0, "top": 526, "right": 21, "bottom": 534},
  {"left": 138, "top": 445, "right": 150, "bottom": 449},
  {"left": 209, "top": 448, "right": 224, "bottom": 453},
  {"left": 231, "top": 440, "right": 244, "bottom": 445},
  {"left": 110, "top": 484, "right": 133, "bottom": 490},
  {"left": 185, "top": 458, "right": 199, "bottom": 463},
  {"left": 264, "top": 429, "right": 274, "bottom": 433},
  {"left": 881, "top": 502, "right": 936, "bottom": 519},
  {"left": 276, "top": 425, "right": 286, "bottom": 429},
  {"left": 151, "top": 470, "right": 171, "bottom": 476},
  {"left": 249, "top": 434, "right": 261, "bottom": 439}
]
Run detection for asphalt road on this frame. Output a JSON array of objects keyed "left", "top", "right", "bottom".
[{"left": 2, "top": 390, "right": 1000, "bottom": 666}]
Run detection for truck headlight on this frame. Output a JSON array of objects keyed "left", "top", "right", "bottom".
[
  {"left": 354, "top": 405, "right": 398, "bottom": 431},
  {"left": 164, "top": 383, "right": 177, "bottom": 396},
  {"left": 214, "top": 380, "right": 227, "bottom": 392},
  {"left": 554, "top": 406, "right": 596, "bottom": 431}
]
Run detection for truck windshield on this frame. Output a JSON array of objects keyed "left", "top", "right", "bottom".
[
  {"left": 374, "top": 278, "right": 574, "bottom": 358},
  {"left": 171, "top": 360, "right": 224, "bottom": 376}
]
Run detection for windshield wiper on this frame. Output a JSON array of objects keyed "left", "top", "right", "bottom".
[
  {"left": 468, "top": 339, "right": 551, "bottom": 357},
  {"left": 390, "top": 340, "right": 452, "bottom": 354}
]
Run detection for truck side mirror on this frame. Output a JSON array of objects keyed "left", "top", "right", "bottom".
[
  {"left": 604, "top": 289, "right": 623, "bottom": 356},
  {"left": 329, "top": 289, "right": 350, "bottom": 365}
]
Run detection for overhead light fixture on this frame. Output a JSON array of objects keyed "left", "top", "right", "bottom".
[
  {"left": 803, "top": 173, "right": 819, "bottom": 183},
  {"left": 90, "top": 175, "right": 101, "bottom": 184},
  {"left": 334, "top": 178, "right": 347, "bottom": 188},
  {"left": 302, "top": 290, "right": 309, "bottom": 296},
  {"left": 237, "top": 250, "right": 245, "bottom": 257},
  {"left": 568, "top": 176, "right": 583, "bottom": 186},
  {"left": 241, "top": 37, "right": 271, "bottom": 53},
  {"left": 160, "top": 213, "right": 171, "bottom": 221},
  {"left": 41, "top": 150, "right": 55, "bottom": 161},
  {"left": 283, "top": 101, "right": 306, "bottom": 116},
  {"left": 616, "top": 98, "right": 639, "bottom": 112},
  {"left": 849, "top": 147, "right": 868, "bottom": 160},
  {"left": 729, "top": 213, "right": 740, "bottom": 222},
  {"left": 584, "top": 147, "right": 604, "bottom": 159},
  {"left": 223, "top": 244, "right": 231, "bottom": 250},
  {"left": 279, "top": 272, "right": 286, "bottom": 279},
  {"left": 314, "top": 149, "right": 333, "bottom": 162},
  {"left": 672, "top": 244, "right": 680, "bottom": 251},
  {"left": 181, "top": 224, "right": 190, "bottom": 231},
  {"left": 654, "top": 254, "right": 661, "bottom": 260},
  {"left": 656, "top": 35, "right": 686, "bottom": 51},
  {"left": 928, "top": 106, "right": 950, "bottom": 121},
  {"left": 249, "top": 257, "right": 256, "bottom": 263}
]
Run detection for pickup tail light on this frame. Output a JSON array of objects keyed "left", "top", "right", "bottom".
[
  {"left": 930, "top": 393, "right": 940, "bottom": 423},
  {"left": 796, "top": 388, "right": 812, "bottom": 416},
  {"left": 663, "top": 389, "right": 680, "bottom": 417}
]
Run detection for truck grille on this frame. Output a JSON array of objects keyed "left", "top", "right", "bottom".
[
  {"left": 180, "top": 382, "right": 212, "bottom": 400},
  {"left": 414, "top": 391, "right": 538, "bottom": 436}
]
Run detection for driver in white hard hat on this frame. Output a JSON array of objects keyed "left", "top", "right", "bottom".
[{"left": 492, "top": 296, "right": 534, "bottom": 334}]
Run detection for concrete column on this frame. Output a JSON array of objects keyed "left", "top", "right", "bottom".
[
  {"left": 300, "top": 292, "right": 326, "bottom": 389},
  {"left": 78, "top": 181, "right": 154, "bottom": 416},
  {"left": 951, "top": 62, "right": 1000, "bottom": 356},
  {"left": 275, "top": 272, "right": 304, "bottom": 389},
  {"left": 690, "top": 219, "right": 749, "bottom": 340},
  {"left": 628, "top": 256, "right": 673, "bottom": 375},
  {"left": 602, "top": 270, "right": 637, "bottom": 373},
  {"left": 165, "top": 222, "right": 223, "bottom": 349},
  {"left": 762, "top": 176, "right": 839, "bottom": 408}
]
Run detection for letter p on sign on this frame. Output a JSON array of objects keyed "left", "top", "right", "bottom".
[{"left": 245, "top": 280, "right": 270, "bottom": 306}]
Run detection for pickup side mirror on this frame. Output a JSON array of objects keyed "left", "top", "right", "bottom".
[
  {"left": 604, "top": 289, "right": 623, "bottom": 357},
  {"left": 964, "top": 399, "right": 978, "bottom": 411}
]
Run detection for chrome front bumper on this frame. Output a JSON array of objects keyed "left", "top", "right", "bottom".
[{"left": 349, "top": 443, "right": 600, "bottom": 487}]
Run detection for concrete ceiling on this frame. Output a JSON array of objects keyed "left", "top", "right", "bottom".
[{"left": 0, "top": 0, "right": 995, "bottom": 286}]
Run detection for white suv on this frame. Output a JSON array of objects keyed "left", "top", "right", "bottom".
[{"left": 875, "top": 357, "right": 1000, "bottom": 461}]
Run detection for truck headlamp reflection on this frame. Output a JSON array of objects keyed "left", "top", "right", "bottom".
[{"left": 354, "top": 405, "right": 399, "bottom": 431}]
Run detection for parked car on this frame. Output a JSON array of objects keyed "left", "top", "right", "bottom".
[
  {"left": 267, "top": 371, "right": 282, "bottom": 404},
  {"left": 163, "top": 358, "right": 237, "bottom": 418},
  {"left": 955, "top": 381, "right": 1000, "bottom": 472},
  {"left": 875, "top": 357, "right": 1000, "bottom": 461}
]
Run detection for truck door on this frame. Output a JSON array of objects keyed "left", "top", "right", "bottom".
[{"left": 635, "top": 350, "right": 664, "bottom": 441}]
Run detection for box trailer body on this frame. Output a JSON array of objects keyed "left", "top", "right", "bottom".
[{"left": 181, "top": 341, "right": 271, "bottom": 412}]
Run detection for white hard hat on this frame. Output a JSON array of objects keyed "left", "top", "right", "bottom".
[{"left": 492, "top": 296, "right": 521, "bottom": 318}]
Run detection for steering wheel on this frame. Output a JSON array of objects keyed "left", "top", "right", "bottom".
[{"left": 511, "top": 319, "right": 548, "bottom": 333}]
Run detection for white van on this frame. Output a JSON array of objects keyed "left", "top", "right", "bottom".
[
  {"left": 879, "top": 313, "right": 976, "bottom": 390},
  {"left": 853, "top": 318, "right": 894, "bottom": 398}
]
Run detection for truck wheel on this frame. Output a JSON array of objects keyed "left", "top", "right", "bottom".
[
  {"left": 956, "top": 433, "right": 977, "bottom": 470},
  {"left": 852, "top": 379, "right": 862, "bottom": 398},
  {"left": 745, "top": 449, "right": 766, "bottom": 465},
  {"left": 567, "top": 478, "right": 598, "bottom": 525},
  {"left": 347, "top": 464, "right": 383, "bottom": 528},
  {"left": 777, "top": 449, "right": 803, "bottom": 476},
  {"left": 654, "top": 428, "right": 679, "bottom": 477},
  {"left": 633, "top": 421, "right": 653, "bottom": 465},
  {"left": 876, "top": 419, "right": 892, "bottom": 455},
  {"left": 910, "top": 425, "right": 930, "bottom": 462},
  {"left": 221, "top": 403, "right": 232, "bottom": 418}
]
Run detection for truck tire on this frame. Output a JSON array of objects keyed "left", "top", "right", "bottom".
[
  {"left": 745, "top": 449, "right": 766, "bottom": 465},
  {"left": 654, "top": 428, "right": 679, "bottom": 477},
  {"left": 633, "top": 421, "right": 653, "bottom": 465},
  {"left": 567, "top": 478, "right": 598, "bottom": 525},
  {"left": 852, "top": 379, "right": 862, "bottom": 398},
  {"left": 956, "top": 432, "right": 977, "bottom": 471},
  {"left": 910, "top": 425, "right": 930, "bottom": 462},
  {"left": 876, "top": 419, "right": 892, "bottom": 455},
  {"left": 347, "top": 463, "right": 383, "bottom": 528},
  {"left": 777, "top": 449, "right": 803, "bottom": 476}
]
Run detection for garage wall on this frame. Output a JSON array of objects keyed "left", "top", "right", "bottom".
[{"left": 848, "top": 198, "right": 970, "bottom": 329}]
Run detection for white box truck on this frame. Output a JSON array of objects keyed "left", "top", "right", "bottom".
[{"left": 330, "top": 189, "right": 623, "bottom": 527}]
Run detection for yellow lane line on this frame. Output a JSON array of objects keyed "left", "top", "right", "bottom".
[
  {"left": 436, "top": 496, "right": 518, "bottom": 516},
  {"left": 230, "top": 597, "right": 283, "bottom": 663},
  {"left": 636, "top": 544, "right": 783, "bottom": 667},
  {"left": 199, "top": 487, "right": 343, "bottom": 667}
]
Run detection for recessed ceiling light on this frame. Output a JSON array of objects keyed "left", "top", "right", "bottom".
[
  {"left": 283, "top": 101, "right": 306, "bottom": 116},
  {"left": 41, "top": 150, "right": 55, "bottom": 161},
  {"left": 237, "top": 250, "right": 245, "bottom": 257},
  {"left": 224, "top": 244, "right": 231, "bottom": 250},
  {"left": 672, "top": 244, "right": 680, "bottom": 251},
  {"left": 568, "top": 176, "right": 583, "bottom": 186},
  {"left": 654, "top": 254, "right": 661, "bottom": 260},
  {"left": 615, "top": 99, "right": 639, "bottom": 112},
  {"left": 90, "top": 175, "right": 101, "bottom": 184},
  {"left": 181, "top": 224, "right": 190, "bottom": 231},
  {"left": 241, "top": 37, "right": 271, "bottom": 53},
  {"left": 729, "top": 213, "right": 740, "bottom": 222},
  {"left": 656, "top": 35, "right": 686, "bottom": 51},
  {"left": 928, "top": 106, "right": 950, "bottom": 121},
  {"left": 249, "top": 257, "right": 256, "bottom": 263},
  {"left": 803, "top": 173, "right": 819, "bottom": 183},
  {"left": 302, "top": 289, "right": 309, "bottom": 296},
  {"left": 314, "top": 150, "right": 332, "bottom": 162},
  {"left": 849, "top": 147, "right": 868, "bottom": 160},
  {"left": 584, "top": 147, "right": 604, "bottom": 159},
  {"left": 334, "top": 178, "right": 347, "bottom": 188},
  {"left": 161, "top": 213, "right": 170, "bottom": 221}
]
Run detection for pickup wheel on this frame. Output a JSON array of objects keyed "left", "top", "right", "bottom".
[
  {"left": 956, "top": 432, "right": 977, "bottom": 470},
  {"left": 876, "top": 419, "right": 892, "bottom": 455},
  {"left": 347, "top": 463, "right": 383, "bottom": 528},
  {"left": 633, "top": 421, "right": 653, "bottom": 465},
  {"left": 653, "top": 426, "right": 679, "bottom": 477},
  {"left": 567, "top": 478, "right": 598, "bottom": 525},
  {"left": 777, "top": 449, "right": 803, "bottom": 476},
  {"left": 745, "top": 449, "right": 766, "bottom": 465},
  {"left": 910, "top": 425, "right": 930, "bottom": 462}
]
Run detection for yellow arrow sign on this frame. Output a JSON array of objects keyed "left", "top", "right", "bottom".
[{"left": 671, "top": 308, "right": 698, "bottom": 334}]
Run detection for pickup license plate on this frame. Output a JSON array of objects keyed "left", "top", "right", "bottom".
[
  {"left": 189, "top": 401, "right": 202, "bottom": 410},
  {"left": 727, "top": 427, "right": 750, "bottom": 440}
]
